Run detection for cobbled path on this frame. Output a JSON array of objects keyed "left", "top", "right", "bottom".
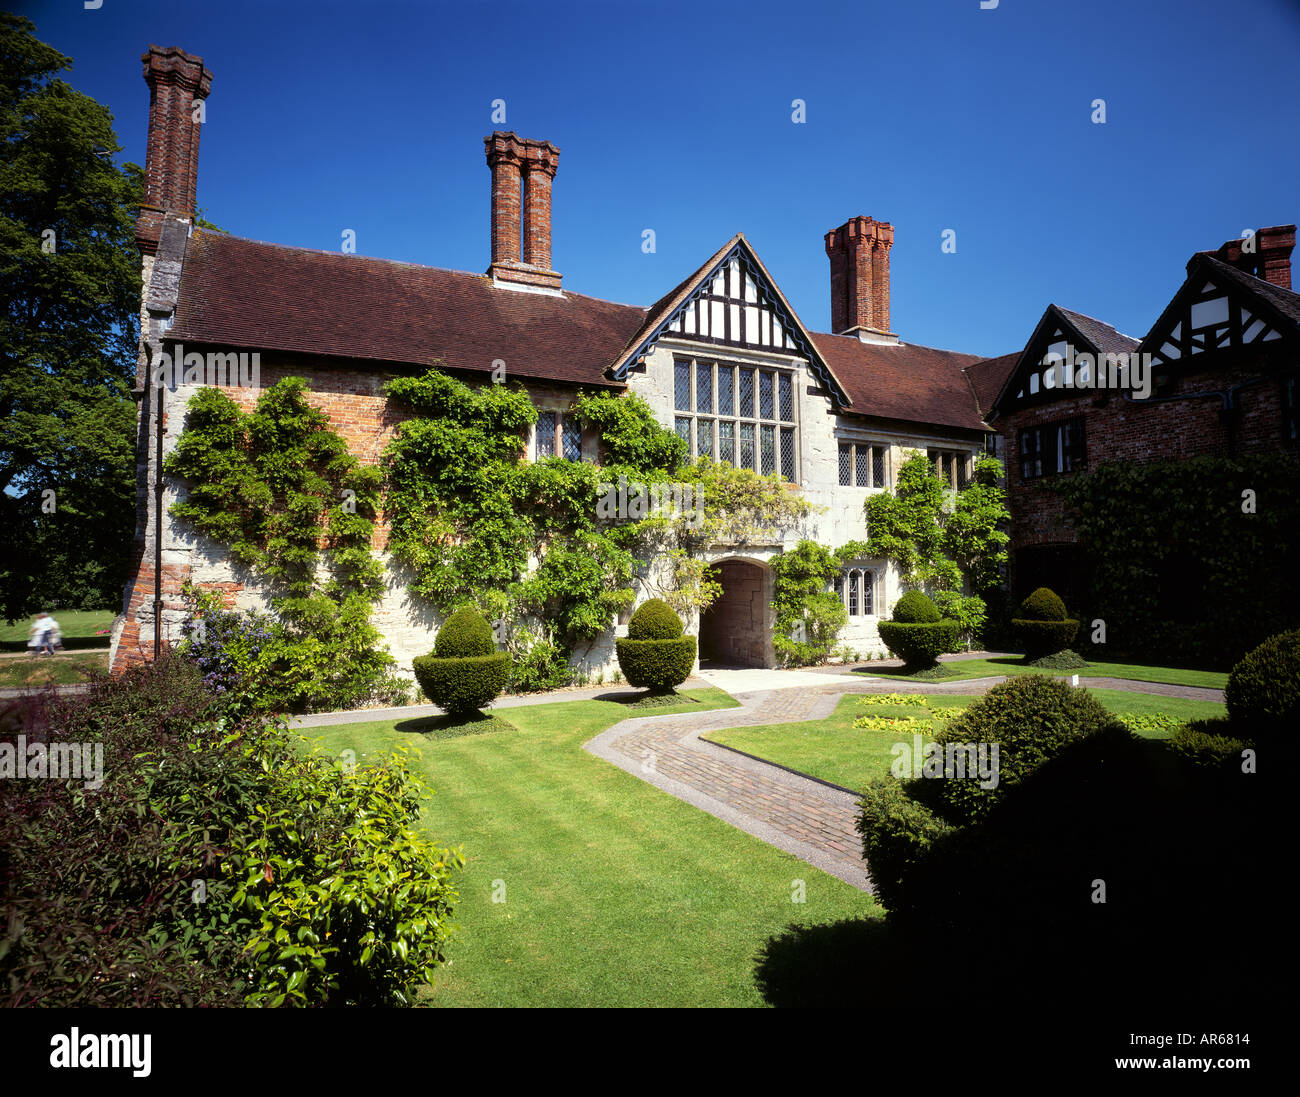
[{"left": 583, "top": 671, "right": 1226, "bottom": 893}]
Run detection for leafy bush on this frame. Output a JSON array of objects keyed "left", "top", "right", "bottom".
[
  {"left": 934, "top": 591, "right": 987, "bottom": 649},
  {"left": 771, "top": 541, "right": 846, "bottom": 667},
  {"left": 0, "top": 654, "right": 461, "bottom": 1007},
  {"left": 434, "top": 605, "right": 497, "bottom": 657},
  {"left": 877, "top": 621, "right": 959, "bottom": 669},
  {"left": 1224, "top": 628, "right": 1300, "bottom": 741},
  {"left": 1167, "top": 719, "right": 1250, "bottom": 770},
  {"left": 1018, "top": 587, "right": 1067, "bottom": 621},
  {"left": 179, "top": 587, "right": 408, "bottom": 715},
  {"left": 929, "top": 675, "right": 1125, "bottom": 825},
  {"left": 505, "top": 628, "right": 571, "bottom": 693},
  {"left": 856, "top": 778, "right": 954, "bottom": 917},
  {"left": 893, "top": 590, "right": 941, "bottom": 623},
  {"left": 626, "top": 598, "right": 684, "bottom": 640}
]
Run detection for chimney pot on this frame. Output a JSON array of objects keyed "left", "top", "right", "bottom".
[
  {"left": 826, "top": 216, "right": 893, "bottom": 335},
  {"left": 138, "top": 45, "right": 213, "bottom": 255},
  {"left": 484, "top": 131, "right": 561, "bottom": 291}
]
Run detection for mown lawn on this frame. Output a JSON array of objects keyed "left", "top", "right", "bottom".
[
  {"left": 305, "top": 686, "right": 881, "bottom": 1007},
  {"left": 856, "top": 654, "right": 1228, "bottom": 690},
  {"left": 0, "top": 609, "right": 116, "bottom": 652},
  {"left": 705, "top": 689, "right": 1227, "bottom": 793},
  {"left": 0, "top": 651, "right": 108, "bottom": 689}
]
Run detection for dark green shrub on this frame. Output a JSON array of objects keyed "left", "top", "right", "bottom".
[
  {"left": 1013, "top": 589, "right": 1079, "bottom": 657},
  {"left": 1224, "top": 628, "right": 1300, "bottom": 740},
  {"left": 413, "top": 652, "right": 509, "bottom": 715},
  {"left": 615, "top": 636, "right": 696, "bottom": 692},
  {"left": 434, "top": 606, "right": 496, "bottom": 657},
  {"left": 1168, "top": 719, "right": 1250, "bottom": 770},
  {"left": 627, "top": 598, "right": 684, "bottom": 640},
  {"left": 930, "top": 675, "right": 1125, "bottom": 824},
  {"left": 856, "top": 778, "right": 954, "bottom": 916},
  {"left": 1018, "top": 587, "right": 1067, "bottom": 621},
  {"left": 1024, "top": 648, "right": 1088, "bottom": 669},
  {"left": 877, "top": 620, "right": 959, "bottom": 668},
  {"left": 892, "top": 590, "right": 941, "bottom": 623}
]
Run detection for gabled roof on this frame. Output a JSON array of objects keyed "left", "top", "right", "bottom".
[
  {"left": 607, "top": 234, "right": 852, "bottom": 407},
  {"left": 162, "top": 227, "right": 995, "bottom": 433},
  {"left": 811, "top": 334, "right": 988, "bottom": 432},
  {"left": 988, "top": 303, "right": 1139, "bottom": 416},
  {"left": 168, "top": 230, "right": 645, "bottom": 386},
  {"left": 1137, "top": 253, "right": 1300, "bottom": 368}
]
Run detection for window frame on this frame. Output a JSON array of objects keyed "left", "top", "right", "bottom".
[
  {"left": 837, "top": 440, "right": 890, "bottom": 488},
  {"left": 1017, "top": 417, "right": 1086, "bottom": 481}
]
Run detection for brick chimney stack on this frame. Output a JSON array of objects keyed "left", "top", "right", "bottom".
[
  {"left": 825, "top": 216, "right": 894, "bottom": 336},
  {"left": 1195, "top": 224, "right": 1295, "bottom": 291},
  {"left": 137, "top": 45, "right": 213, "bottom": 255},
  {"left": 484, "top": 131, "right": 562, "bottom": 292}
]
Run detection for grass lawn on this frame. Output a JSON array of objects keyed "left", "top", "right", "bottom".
[
  {"left": 856, "top": 654, "right": 1228, "bottom": 690},
  {"left": 0, "top": 651, "right": 108, "bottom": 689},
  {"left": 0, "top": 608, "right": 116, "bottom": 652},
  {"left": 705, "top": 689, "right": 1228, "bottom": 793},
  {"left": 305, "top": 685, "right": 881, "bottom": 1007}
]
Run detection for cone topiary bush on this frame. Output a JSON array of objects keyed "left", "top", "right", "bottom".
[
  {"left": 414, "top": 606, "right": 509, "bottom": 715},
  {"left": 1012, "top": 586, "right": 1079, "bottom": 658},
  {"left": 877, "top": 591, "right": 958, "bottom": 671},
  {"left": 617, "top": 600, "right": 695, "bottom": 693}
]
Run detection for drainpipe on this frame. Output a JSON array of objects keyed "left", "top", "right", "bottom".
[{"left": 154, "top": 363, "right": 164, "bottom": 660}]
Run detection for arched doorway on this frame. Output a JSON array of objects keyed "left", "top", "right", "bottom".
[{"left": 698, "top": 558, "right": 772, "bottom": 667}]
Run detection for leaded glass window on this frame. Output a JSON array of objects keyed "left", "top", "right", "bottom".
[
  {"left": 674, "top": 361, "right": 691, "bottom": 412},
  {"left": 673, "top": 358, "right": 797, "bottom": 482},
  {"left": 536, "top": 411, "right": 557, "bottom": 458}
]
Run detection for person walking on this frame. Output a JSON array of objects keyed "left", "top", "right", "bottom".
[{"left": 28, "top": 611, "right": 58, "bottom": 657}]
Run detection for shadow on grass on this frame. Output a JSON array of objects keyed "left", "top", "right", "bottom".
[
  {"left": 592, "top": 689, "right": 700, "bottom": 709},
  {"left": 755, "top": 917, "right": 902, "bottom": 1008},
  {"left": 393, "top": 711, "right": 516, "bottom": 740}
]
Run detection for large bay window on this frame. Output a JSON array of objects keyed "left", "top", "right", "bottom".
[{"left": 674, "top": 357, "right": 797, "bottom": 481}]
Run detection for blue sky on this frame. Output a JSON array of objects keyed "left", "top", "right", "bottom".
[{"left": 20, "top": 0, "right": 1300, "bottom": 358}]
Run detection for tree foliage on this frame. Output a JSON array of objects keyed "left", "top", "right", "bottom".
[{"left": 0, "top": 13, "right": 144, "bottom": 619}]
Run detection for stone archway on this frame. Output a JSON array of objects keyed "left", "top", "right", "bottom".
[{"left": 698, "top": 558, "right": 772, "bottom": 668}]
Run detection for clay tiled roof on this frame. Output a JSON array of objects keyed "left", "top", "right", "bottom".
[
  {"left": 1054, "top": 307, "right": 1139, "bottom": 357},
  {"left": 810, "top": 333, "right": 989, "bottom": 432},
  {"left": 1195, "top": 256, "right": 1300, "bottom": 327},
  {"left": 961, "top": 352, "right": 1020, "bottom": 418},
  {"left": 169, "top": 230, "right": 646, "bottom": 386}
]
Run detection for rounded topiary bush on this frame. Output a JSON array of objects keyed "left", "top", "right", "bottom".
[
  {"left": 877, "top": 591, "right": 958, "bottom": 671},
  {"left": 930, "top": 674, "right": 1125, "bottom": 825},
  {"left": 892, "top": 590, "right": 942, "bottom": 624},
  {"left": 855, "top": 777, "right": 954, "bottom": 918},
  {"left": 1012, "top": 586, "right": 1078, "bottom": 657},
  {"left": 617, "top": 600, "right": 695, "bottom": 692},
  {"left": 434, "top": 605, "right": 496, "bottom": 658},
  {"left": 415, "top": 606, "right": 509, "bottom": 715},
  {"left": 626, "top": 598, "right": 684, "bottom": 640},
  {"left": 1224, "top": 628, "right": 1300, "bottom": 740}
]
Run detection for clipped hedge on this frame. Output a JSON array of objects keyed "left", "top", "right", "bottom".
[
  {"left": 856, "top": 778, "right": 954, "bottom": 917},
  {"left": 434, "top": 606, "right": 496, "bottom": 657},
  {"left": 1224, "top": 628, "right": 1300, "bottom": 740},
  {"left": 929, "top": 675, "right": 1125, "bottom": 825},
  {"left": 413, "top": 652, "right": 509, "bottom": 715},
  {"left": 626, "top": 598, "right": 684, "bottom": 640},
  {"left": 877, "top": 620, "right": 959, "bottom": 669},
  {"left": 1012, "top": 618, "right": 1080, "bottom": 657},
  {"left": 892, "top": 590, "right": 941, "bottom": 624},
  {"left": 616, "top": 636, "right": 696, "bottom": 691}
]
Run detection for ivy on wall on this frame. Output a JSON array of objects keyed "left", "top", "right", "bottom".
[
  {"left": 1051, "top": 454, "right": 1300, "bottom": 665},
  {"left": 163, "top": 378, "right": 398, "bottom": 710}
]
